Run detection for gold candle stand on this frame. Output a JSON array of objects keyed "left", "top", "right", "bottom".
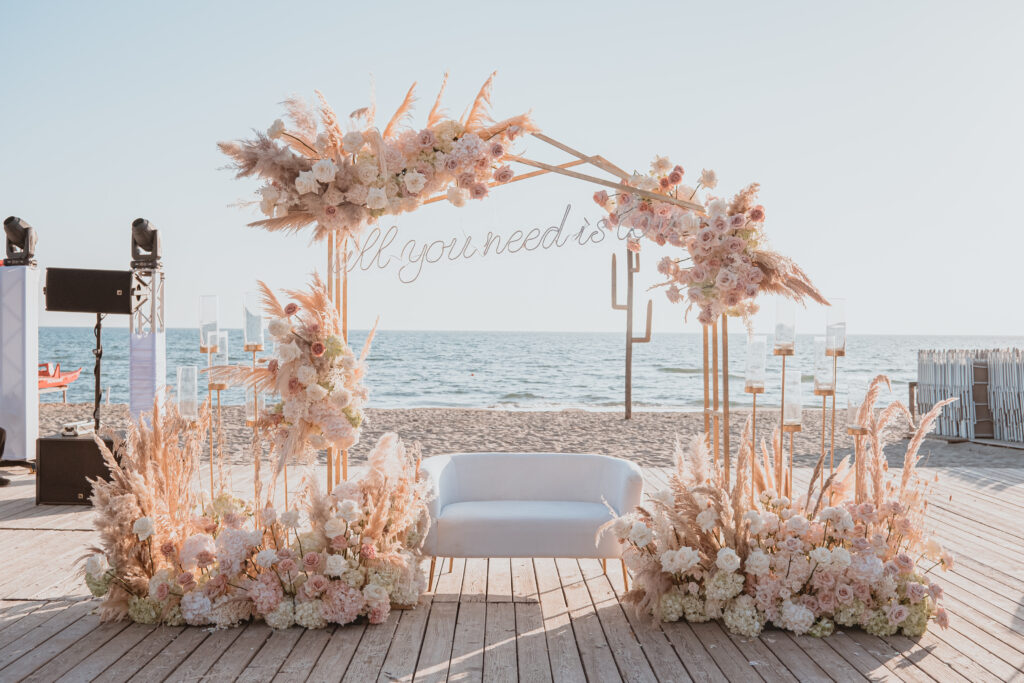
[
  {"left": 847, "top": 425, "right": 868, "bottom": 502},
  {"left": 773, "top": 346, "right": 794, "bottom": 487},
  {"left": 611, "top": 250, "right": 653, "bottom": 420},
  {"left": 244, "top": 343, "right": 263, "bottom": 506},
  {"left": 825, "top": 348, "right": 844, "bottom": 487},
  {"left": 813, "top": 385, "right": 835, "bottom": 490},
  {"left": 200, "top": 343, "right": 218, "bottom": 495},
  {"left": 744, "top": 384, "right": 764, "bottom": 506},
  {"left": 208, "top": 381, "right": 227, "bottom": 494},
  {"left": 701, "top": 316, "right": 731, "bottom": 488},
  {"left": 781, "top": 423, "right": 802, "bottom": 498}
]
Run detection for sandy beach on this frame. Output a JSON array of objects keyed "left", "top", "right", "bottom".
[{"left": 38, "top": 403, "right": 1020, "bottom": 470}]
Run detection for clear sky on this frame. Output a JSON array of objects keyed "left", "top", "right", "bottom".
[{"left": 3, "top": 1, "right": 1021, "bottom": 336}]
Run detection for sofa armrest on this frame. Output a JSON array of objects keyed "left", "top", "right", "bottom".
[
  {"left": 420, "top": 454, "right": 454, "bottom": 555},
  {"left": 607, "top": 460, "right": 644, "bottom": 516}
]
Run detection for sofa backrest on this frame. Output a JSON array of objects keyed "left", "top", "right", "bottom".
[{"left": 441, "top": 452, "right": 638, "bottom": 506}]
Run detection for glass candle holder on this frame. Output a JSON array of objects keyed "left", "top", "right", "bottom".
[
  {"left": 212, "top": 330, "right": 229, "bottom": 367},
  {"left": 826, "top": 298, "right": 846, "bottom": 355},
  {"left": 813, "top": 336, "right": 834, "bottom": 392},
  {"left": 246, "top": 391, "right": 263, "bottom": 424},
  {"left": 199, "top": 295, "right": 219, "bottom": 352},
  {"left": 243, "top": 291, "right": 264, "bottom": 351},
  {"left": 744, "top": 335, "right": 767, "bottom": 391},
  {"left": 848, "top": 384, "right": 866, "bottom": 429},
  {"left": 783, "top": 369, "right": 802, "bottom": 426},
  {"left": 176, "top": 366, "right": 198, "bottom": 421},
  {"left": 774, "top": 298, "right": 796, "bottom": 353}
]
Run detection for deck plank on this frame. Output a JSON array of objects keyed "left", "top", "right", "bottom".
[
  {"left": 483, "top": 601, "right": 517, "bottom": 682},
  {"left": 446, "top": 601, "right": 486, "bottom": 683}
]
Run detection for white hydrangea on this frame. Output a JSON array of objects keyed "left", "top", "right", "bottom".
[
  {"left": 659, "top": 587, "right": 685, "bottom": 622},
  {"left": 295, "top": 599, "right": 327, "bottom": 629},
  {"left": 681, "top": 594, "right": 710, "bottom": 622},
  {"left": 280, "top": 510, "right": 301, "bottom": 528},
  {"left": 324, "top": 554, "right": 347, "bottom": 578},
  {"left": 723, "top": 594, "right": 764, "bottom": 637},
  {"left": 363, "top": 582, "right": 389, "bottom": 605},
  {"left": 264, "top": 601, "right": 295, "bottom": 630},
  {"left": 778, "top": 599, "right": 815, "bottom": 635},
  {"left": 278, "top": 341, "right": 301, "bottom": 364},
  {"left": 180, "top": 591, "right": 212, "bottom": 626},
  {"left": 268, "top": 318, "right": 290, "bottom": 338},
  {"left": 706, "top": 571, "right": 745, "bottom": 601},
  {"left": 211, "top": 595, "right": 251, "bottom": 628},
  {"left": 307, "top": 383, "right": 329, "bottom": 402},
  {"left": 297, "top": 365, "right": 317, "bottom": 386},
  {"left": 255, "top": 549, "right": 278, "bottom": 568}
]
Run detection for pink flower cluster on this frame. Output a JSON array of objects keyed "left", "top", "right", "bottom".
[
  {"left": 594, "top": 157, "right": 772, "bottom": 324},
  {"left": 85, "top": 433, "right": 433, "bottom": 631}
]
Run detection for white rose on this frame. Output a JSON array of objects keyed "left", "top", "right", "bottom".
[
  {"left": 403, "top": 170, "right": 426, "bottom": 194},
  {"left": 708, "top": 197, "right": 729, "bottom": 217},
  {"left": 628, "top": 521, "right": 653, "bottom": 548},
  {"left": 696, "top": 507, "right": 718, "bottom": 533},
  {"left": 650, "top": 155, "right": 673, "bottom": 174},
  {"left": 324, "top": 517, "right": 347, "bottom": 539},
  {"left": 743, "top": 510, "right": 764, "bottom": 535},
  {"left": 267, "top": 318, "right": 290, "bottom": 338},
  {"left": 809, "top": 547, "right": 832, "bottom": 566},
  {"left": 446, "top": 186, "right": 469, "bottom": 207},
  {"left": 324, "top": 554, "right": 347, "bottom": 578},
  {"left": 254, "top": 549, "right": 278, "bottom": 568},
  {"left": 365, "top": 187, "right": 388, "bottom": 210},
  {"left": 307, "top": 383, "right": 328, "bottom": 401},
  {"left": 280, "top": 510, "right": 301, "bottom": 528},
  {"left": 295, "top": 170, "right": 320, "bottom": 195},
  {"left": 699, "top": 168, "right": 718, "bottom": 189},
  {"left": 342, "top": 131, "right": 365, "bottom": 154},
  {"left": 259, "top": 198, "right": 276, "bottom": 217},
  {"left": 830, "top": 547, "right": 852, "bottom": 569},
  {"left": 267, "top": 119, "right": 285, "bottom": 139},
  {"left": 610, "top": 517, "right": 632, "bottom": 540},
  {"left": 786, "top": 515, "right": 809, "bottom": 537},
  {"left": 744, "top": 550, "right": 770, "bottom": 576},
  {"left": 650, "top": 489, "right": 674, "bottom": 507},
  {"left": 338, "top": 499, "right": 362, "bottom": 524},
  {"left": 278, "top": 341, "right": 300, "bottom": 364},
  {"left": 297, "top": 365, "right": 317, "bottom": 386},
  {"left": 312, "top": 158, "right": 338, "bottom": 183},
  {"left": 133, "top": 516, "right": 155, "bottom": 541},
  {"left": 85, "top": 553, "right": 108, "bottom": 579},
  {"left": 355, "top": 160, "right": 379, "bottom": 184},
  {"left": 716, "top": 548, "right": 741, "bottom": 573}
]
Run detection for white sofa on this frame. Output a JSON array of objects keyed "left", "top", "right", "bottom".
[{"left": 420, "top": 452, "right": 643, "bottom": 587}]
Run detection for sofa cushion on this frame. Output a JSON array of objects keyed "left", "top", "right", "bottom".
[{"left": 435, "top": 500, "right": 622, "bottom": 558}]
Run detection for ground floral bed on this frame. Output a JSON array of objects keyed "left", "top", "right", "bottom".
[{"left": 604, "top": 377, "right": 954, "bottom": 639}]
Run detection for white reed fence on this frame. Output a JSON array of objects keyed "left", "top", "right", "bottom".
[
  {"left": 917, "top": 349, "right": 977, "bottom": 439},
  {"left": 917, "top": 348, "right": 1024, "bottom": 444},
  {"left": 988, "top": 349, "right": 1024, "bottom": 442}
]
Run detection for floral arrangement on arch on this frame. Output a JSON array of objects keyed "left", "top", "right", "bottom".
[
  {"left": 602, "top": 375, "right": 956, "bottom": 639},
  {"left": 84, "top": 399, "right": 432, "bottom": 629},
  {"left": 218, "top": 72, "right": 536, "bottom": 243},
  {"left": 209, "top": 275, "right": 373, "bottom": 481},
  {"left": 594, "top": 157, "right": 827, "bottom": 324}
]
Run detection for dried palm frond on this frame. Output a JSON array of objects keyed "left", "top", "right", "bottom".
[
  {"left": 247, "top": 213, "right": 316, "bottom": 235},
  {"left": 282, "top": 95, "right": 318, "bottom": 140},
  {"left": 462, "top": 71, "right": 497, "bottom": 132},
  {"left": 900, "top": 397, "right": 957, "bottom": 498},
  {"left": 258, "top": 280, "right": 288, "bottom": 320},
  {"left": 755, "top": 249, "right": 829, "bottom": 307},
  {"left": 383, "top": 82, "right": 417, "bottom": 139},
  {"left": 477, "top": 113, "right": 539, "bottom": 141},
  {"left": 315, "top": 90, "right": 344, "bottom": 155},
  {"left": 426, "top": 72, "right": 449, "bottom": 127}
]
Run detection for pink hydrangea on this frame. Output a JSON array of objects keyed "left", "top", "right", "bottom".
[
  {"left": 321, "top": 581, "right": 365, "bottom": 625},
  {"left": 249, "top": 572, "right": 283, "bottom": 614}
]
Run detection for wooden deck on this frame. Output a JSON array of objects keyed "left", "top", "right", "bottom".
[{"left": 1, "top": 463, "right": 1023, "bottom": 682}]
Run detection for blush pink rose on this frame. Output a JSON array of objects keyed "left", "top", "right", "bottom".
[
  {"left": 494, "top": 165, "right": 514, "bottom": 183},
  {"left": 470, "top": 183, "right": 489, "bottom": 199},
  {"left": 417, "top": 129, "right": 436, "bottom": 148},
  {"left": 749, "top": 205, "right": 766, "bottom": 222},
  {"left": 284, "top": 302, "right": 299, "bottom": 316},
  {"left": 593, "top": 190, "right": 609, "bottom": 206}
]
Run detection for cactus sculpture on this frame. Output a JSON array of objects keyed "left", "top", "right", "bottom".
[{"left": 611, "top": 249, "right": 653, "bottom": 419}]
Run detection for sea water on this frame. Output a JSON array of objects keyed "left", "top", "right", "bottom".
[{"left": 36, "top": 328, "right": 1024, "bottom": 410}]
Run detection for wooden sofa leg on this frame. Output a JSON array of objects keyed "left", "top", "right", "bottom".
[
  {"left": 449, "top": 557, "right": 454, "bottom": 572},
  {"left": 621, "top": 559, "right": 629, "bottom": 590},
  {"left": 428, "top": 557, "right": 437, "bottom": 592},
  {"left": 602, "top": 558, "right": 607, "bottom": 574}
]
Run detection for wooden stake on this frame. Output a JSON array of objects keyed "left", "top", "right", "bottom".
[
  {"left": 778, "top": 354, "right": 786, "bottom": 487},
  {"left": 420, "top": 159, "right": 590, "bottom": 206},
  {"left": 341, "top": 236, "right": 349, "bottom": 483}
]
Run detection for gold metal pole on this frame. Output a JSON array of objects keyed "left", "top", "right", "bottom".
[
  {"left": 712, "top": 320, "right": 720, "bottom": 468},
  {"left": 751, "top": 390, "right": 756, "bottom": 506},
  {"left": 216, "top": 388, "right": 223, "bottom": 488},
  {"left": 830, "top": 355, "right": 837, "bottom": 479},
  {"left": 702, "top": 325, "right": 710, "bottom": 444},
  {"left": 327, "top": 234, "right": 334, "bottom": 490},
  {"left": 341, "top": 236, "right": 349, "bottom": 483},
  {"left": 778, "top": 354, "right": 786, "bottom": 486},
  {"left": 722, "top": 314, "right": 731, "bottom": 490}
]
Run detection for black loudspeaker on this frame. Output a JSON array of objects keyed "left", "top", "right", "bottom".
[
  {"left": 44, "top": 268, "right": 133, "bottom": 315},
  {"left": 36, "top": 434, "right": 118, "bottom": 505}
]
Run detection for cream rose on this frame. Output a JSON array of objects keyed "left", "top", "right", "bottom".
[
  {"left": 312, "top": 159, "right": 338, "bottom": 183},
  {"left": 365, "top": 187, "right": 388, "bottom": 210},
  {"left": 295, "top": 170, "right": 320, "bottom": 195}
]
